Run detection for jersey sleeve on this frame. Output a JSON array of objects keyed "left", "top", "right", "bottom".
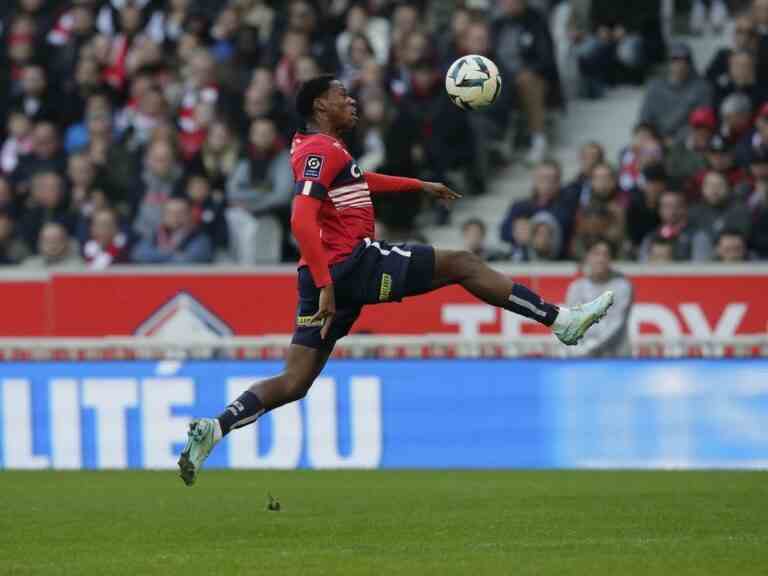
[
  {"left": 292, "top": 143, "right": 347, "bottom": 200},
  {"left": 364, "top": 172, "right": 423, "bottom": 194}
]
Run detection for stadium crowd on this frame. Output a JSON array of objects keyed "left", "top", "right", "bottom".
[{"left": 0, "top": 0, "right": 762, "bottom": 269}]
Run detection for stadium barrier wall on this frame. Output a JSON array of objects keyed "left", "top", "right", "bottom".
[
  {"left": 2, "top": 359, "right": 767, "bottom": 470},
  {"left": 0, "top": 265, "right": 766, "bottom": 339}
]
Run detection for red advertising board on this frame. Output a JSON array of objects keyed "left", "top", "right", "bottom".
[{"left": 1, "top": 266, "right": 766, "bottom": 338}]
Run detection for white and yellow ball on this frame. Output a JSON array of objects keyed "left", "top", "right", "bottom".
[{"left": 445, "top": 55, "right": 502, "bottom": 110}]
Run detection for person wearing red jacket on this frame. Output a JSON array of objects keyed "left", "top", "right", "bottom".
[{"left": 177, "top": 75, "right": 614, "bottom": 486}]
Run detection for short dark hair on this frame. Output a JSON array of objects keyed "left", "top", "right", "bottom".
[
  {"left": 716, "top": 227, "right": 746, "bottom": 244},
  {"left": 295, "top": 74, "right": 335, "bottom": 123},
  {"left": 462, "top": 217, "right": 486, "bottom": 234},
  {"left": 586, "top": 236, "right": 616, "bottom": 258},
  {"left": 642, "top": 162, "right": 667, "bottom": 183}
]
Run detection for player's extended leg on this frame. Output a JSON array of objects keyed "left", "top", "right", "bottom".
[
  {"left": 429, "top": 249, "right": 613, "bottom": 345},
  {"left": 177, "top": 343, "right": 332, "bottom": 486}
]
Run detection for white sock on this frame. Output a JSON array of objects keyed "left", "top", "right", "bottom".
[
  {"left": 212, "top": 418, "right": 223, "bottom": 443},
  {"left": 532, "top": 132, "right": 547, "bottom": 148},
  {"left": 552, "top": 306, "right": 572, "bottom": 331}
]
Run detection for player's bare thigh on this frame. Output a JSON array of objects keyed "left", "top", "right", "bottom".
[{"left": 430, "top": 248, "right": 485, "bottom": 290}]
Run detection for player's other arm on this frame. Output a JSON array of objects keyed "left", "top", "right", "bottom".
[
  {"left": 364, "top": 172, "right": 462, "bottom": 201},
  {"left": 291, "top": 195, "right": 331, "bottom": 288},
  {"left": 291, "top": 195, "right": 336, "bottom": 338}
]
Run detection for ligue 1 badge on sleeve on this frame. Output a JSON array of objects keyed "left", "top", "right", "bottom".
[{"left": 303, "top": 154, "right": 324, "bottom": 179}]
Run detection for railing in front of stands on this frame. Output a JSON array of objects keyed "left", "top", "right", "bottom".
[{"left": 0, "top": 335, "right": 764, "bottom": 360}]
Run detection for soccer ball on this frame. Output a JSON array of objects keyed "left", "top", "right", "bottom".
[{"left": 445, "top": 55, "right": 502, "bottom": 110}]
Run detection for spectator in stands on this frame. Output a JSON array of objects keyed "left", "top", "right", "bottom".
[
  {"left": 226, "top": 117, "right": 291, "bottom": 263},
  {"left": 285, "top": 0, "right": 338, "bottom": 73},
  {"left": 640, "top": 189, "right": 712, "bottom": 261},
  {"left": 275, "top": 30, "right": 311, "bottom": 99},
  {"left": 500, "top": 160, "right": 575, "bottom": 255},
  {"left": 566, "top": 238, "right": 633, "bottom": 356},
  {"left": 528, "top": 211, "right": 563, "bottom": 261},
  {"left": 1, "top": 109, "right": 33, "bottom": 176},
  {"left": 0, "top": 177, "right": 17, "bottom": 219},
  {"left": 665, "top": 107, "right": 716, "bottom": 191},
  {"left": 707, "top": 13, "right": 758, "bottom": 89},
  {"left": 132, "top": 196, "right": 212, "bottom": 264},
  {"left": 339, "top": 33, "right": 376, "bottom": 93},
  {"left": 187, "top": 118, "right": 241, "bottom": 195},
  {"left": 735, "top": 102, "right": 768, "bottom": 167},
  {"left": 690, "top": 171, "right": 751, "bottom": 246},
  {"left": 242, "top": 67, "right": 294, "bottom": 141},
  {"left": 23, "top": 221, "right": 82, "bottom": 268},
  {"left": 177, "top": 49, "right": 221, "bottom": 160},
  {"left": 569, "top": 205, "right": 615, "bottom": 261},
  {"left": 618, "top": 122, "right": 663, "bottom": 192},
  {"left": 720, "top": 92, "right": 755, "bottom": 147},
  {"left": 754, "top": 0, "right": 768, "bottom": 84},
  {"left": 462, "top": 218, "right": 508, "bottom": 262},
  {"left": 492, "top": 0, "right": 563, "bottom": 163},
  {"left": 82, "top": 208, "right": 129, "bottom": 269},
  {"left": 627, "top": 164, "right": 665, "bottom": 250},
  {"left": 185, "top": 174, "right": 228, "bottom": 252},
  {"left": 19, "top": 171, "right": 75, "bottom": 252},
  {"left": 638, "top": 42, "right": 712, "bottom": 143},
  {"left": 714, "top": 228, "right": 751, "bottom": 262},
  {"left": 687, "top": 134, "right": 749, "bottom": 200},
  {"left": 67, "top": 152, "right": 109, "bottom": 244},
  {"left": 646, "top": 233, "right": 676, "bottom": 263},
  {"left": 13, "top": 121, "right": 67, "bottom": 188},
  {"left": 336, "top": 3, "right": 389, "bottom": 66},
  {"left": 506, "top": 215, "right": 531, "bottom": 262},
  {"left": 355, "top": 94, "right": 388, "bottom": 172},
  {"left": 563, "top": 141, "right": 605, "bottom": 207},
  {"left": 12, "top": 63, "right": 57, "bottom": 124},
  {"left": 735, "top": 145, "right": 768, "bottom": 257},
  {"left": 133, "top": 138, "right": 183, "bottom": 241},
  {"left": 0, "top": 210, "right": 29, "bottom": 265},
  {"left": 575, "top": 163, "right": 627, "bottom": 256},
  {"left": 569, "top": 0, "right": 647, "bottom": 98},
  {"left": 713, "top": 51, "right": 766, "bottom": 120}
]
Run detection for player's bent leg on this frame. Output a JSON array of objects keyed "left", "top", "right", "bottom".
[
  {"left": 429, "top": 249, "right": 613, "bottom": 346},
  {"left": 178, "top": 344, "right": 332, "bottom": 486}
]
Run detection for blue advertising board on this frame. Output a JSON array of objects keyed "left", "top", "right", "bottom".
[{"left": 1, "top": 360, "right": 767, "bottom": 469}]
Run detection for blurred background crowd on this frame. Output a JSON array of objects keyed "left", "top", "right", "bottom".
[{"left": 0, "top": 0, "right": 764, "bottom": 269}]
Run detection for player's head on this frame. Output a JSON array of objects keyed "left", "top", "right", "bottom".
[{"left": 296, "top": 75, "right": 358, "bottom": 132}]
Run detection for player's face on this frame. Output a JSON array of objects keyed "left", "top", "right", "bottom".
[{"left": 323, "top": 81, "right": 358, "bottom": 131}]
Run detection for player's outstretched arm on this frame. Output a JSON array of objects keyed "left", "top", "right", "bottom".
[{"left": 364, "top": 172, "right": 462, "bottom": 201}]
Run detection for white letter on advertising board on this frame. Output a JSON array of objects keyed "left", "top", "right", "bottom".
[
  {"left": 226, "top": 378, "right": 302, "bottom": 469},
  {"left": 82, "top": 379, "right": 139, "bottom": 469},
  {"left": 679, "top": 303, "right": 746, "bottom": 338},
  {"left": 1, "top": 379, "right": 49, "bottom": 469},
  {"left": 141, "top": 378, "right": 194, "bottom": 469},
  {"left": 306, "top": 377, "right": 382, "bottom": 469},
  {"left": 50, "top": 379, "right": 81, "bottom": 469}
]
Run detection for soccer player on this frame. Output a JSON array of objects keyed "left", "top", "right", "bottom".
[{"left": 178, "top": 76, "right": 613, "bottom": 485}]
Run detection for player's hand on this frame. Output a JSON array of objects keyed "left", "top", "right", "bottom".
[
  {"left": 422, "top": 181, "right": 462, "bottom": 202},
  {"left": 311, "top": 284, "right": 336, "bottom": 340}
]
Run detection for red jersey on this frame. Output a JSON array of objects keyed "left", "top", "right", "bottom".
[
  {"left": 290, "top": 131, "right": 422, "bottom": 287},
  {"left": 290, "top": 131, "right": 374, "bottom": 265}
]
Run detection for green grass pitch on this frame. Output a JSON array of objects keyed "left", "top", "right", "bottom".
[{"left": 2, "top": 470, "right": 766, "bottom": 575}]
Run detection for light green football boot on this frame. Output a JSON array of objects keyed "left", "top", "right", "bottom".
[
  {"left": 552, "top": 291, "right": 614, "bottom": 346},
  {"left": 178, "top": 418, "right": 221, "bottom": 486}
]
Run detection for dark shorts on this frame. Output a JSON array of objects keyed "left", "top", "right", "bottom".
[{"left": 292, "top": 239, "right": 435, "bottom": 349}]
